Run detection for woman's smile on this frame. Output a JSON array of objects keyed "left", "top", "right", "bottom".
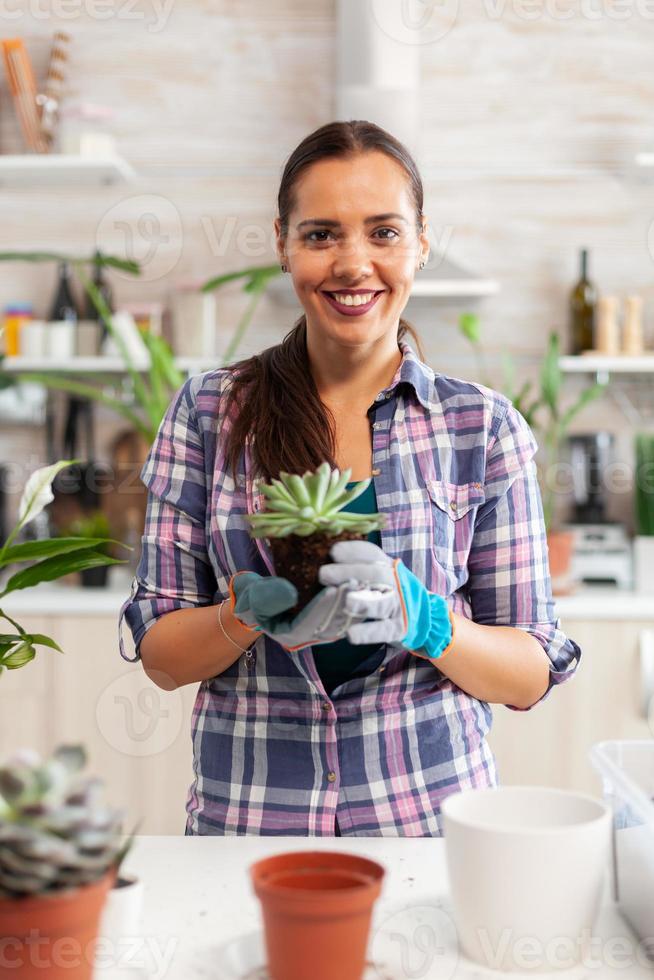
[{"left": 320, "top": 288, "right": 386, "bottom": 317}]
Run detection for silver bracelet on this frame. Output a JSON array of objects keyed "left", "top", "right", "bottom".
[{"left": 218, "top": 599, "right": 257, "bottom": 656}]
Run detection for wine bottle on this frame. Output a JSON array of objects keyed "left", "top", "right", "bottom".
[
  {"left": 83, "top": 250, "right": 114, "bottom": 344},
  {"left": 569, "top": 248, "right": 597, "bottom": 355},
  {"left": 49, "top": 261, "right": 80, "bottom": 322}
]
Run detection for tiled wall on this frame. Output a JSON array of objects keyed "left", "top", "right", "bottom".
[{"left": 2, "top": 0, "right": 654, "bottom": 530}]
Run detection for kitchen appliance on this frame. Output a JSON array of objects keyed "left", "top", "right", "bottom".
[{"left": 567, "top": 433, "right": 633, "bottom": 588}]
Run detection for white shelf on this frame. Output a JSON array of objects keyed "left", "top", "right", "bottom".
[
  {"left": 3, "top": 355, "right": 219, "bottom": 375},
  {"left": 0, "top": 153, "right": 136, "bottom": 186},
  {"left": 559, "top": 354, "right": 654, "bottom": 374},
  {"left": 268, "top": 255, "right": 499, "bottom": 302}
]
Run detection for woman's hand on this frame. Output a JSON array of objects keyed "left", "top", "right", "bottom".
[
  {"left": 318, "top": 541, "right": 455, "bottom": 659},
  {"left": 228, "top": 571, "right": 366, "bottom": 651}
]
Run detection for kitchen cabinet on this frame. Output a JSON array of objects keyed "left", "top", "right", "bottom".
[
  {"left": 0, "top": 605, "right": 197, "bottom": 836},
  {"left": 488, "top": 617, "right": 654, "bottom": 798}
]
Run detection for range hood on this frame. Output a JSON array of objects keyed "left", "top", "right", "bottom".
[{"left": 336, "top": 0, "right": 420, "bottom": 152}]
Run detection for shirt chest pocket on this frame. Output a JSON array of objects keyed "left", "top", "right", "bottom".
[{"left": 426, "top": 480, "right": 485, "bottom": 573}]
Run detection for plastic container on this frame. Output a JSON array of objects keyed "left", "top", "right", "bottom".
[{"left": 590, "top": 739, "right": 654, "bottom": 958}]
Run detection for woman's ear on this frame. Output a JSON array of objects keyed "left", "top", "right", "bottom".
[
  {"left": 273, "top": 217, "right": 286, "bottom": 267},
  {"left": 418, "top": 215, "right": 430, "bottom": 268}
]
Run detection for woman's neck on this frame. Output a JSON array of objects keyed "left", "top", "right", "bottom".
[{"left": 309, "top": 335, "right": 402, "bottom": 409}]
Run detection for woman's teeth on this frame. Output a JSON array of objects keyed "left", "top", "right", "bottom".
[{"left": 330, "top": 292, "right": 375, "bottom": 307}]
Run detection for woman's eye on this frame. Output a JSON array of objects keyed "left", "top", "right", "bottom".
[
  {"left": 374, "top": 228, "right": 399, "bottom": 241},
  {"left": 304, "top": 228, "right": 399, "bottom": 243}
]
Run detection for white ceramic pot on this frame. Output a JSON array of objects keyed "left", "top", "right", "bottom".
[
  {"left": 634, "top": 536, "right": 654, "bottom": 594},
  {"left": 98, "top": 874, "right": 144, "bottom": 942},
  {"left": 441, "top": 786, "right": 612, "bottom": 973}
]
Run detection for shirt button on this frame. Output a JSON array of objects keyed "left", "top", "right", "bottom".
[
  {"left": 327, "top": 772, "right": 337, "bottom": 782},
  {"left": 449, "top": 500, "right": 458, "bottom": 512},
  {"left": 322, "top": 702, "right": 331, "bottom": 711}
]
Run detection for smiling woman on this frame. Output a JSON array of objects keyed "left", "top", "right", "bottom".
[{"left": 120, "top": 120, "right": 581, "bottom": 838}]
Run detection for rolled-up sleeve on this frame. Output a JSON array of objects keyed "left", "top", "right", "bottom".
[
  {"left": 465, "top": 398, "right": 582, "bottom": 711},
  {"left": 118, "top": 375, "right": 218, "bottom": 663}
]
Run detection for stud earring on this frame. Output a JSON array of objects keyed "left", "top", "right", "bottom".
[
  {"left": 419, "top": 261, "right": 425, "bottom": 270},
  {"left": 280, "top": 263, "right": 287, "bottom": 273}
]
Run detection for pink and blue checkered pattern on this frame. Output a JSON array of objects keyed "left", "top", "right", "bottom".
[{"left": 118, "top": 340, "right": 581, "bottom": 836}]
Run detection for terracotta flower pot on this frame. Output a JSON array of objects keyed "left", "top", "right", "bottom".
[
  {"left": 250, "top": 850, "right": 385, "bottom": 980},
  {"left": 0, "top": 869, "right": 115, "bottom": 980},
  {"left": 269, "top": 530, "right": 366, "bottom": 615},
  {"left": 546, "top": 529, "right": 575, "bottom": 595}
]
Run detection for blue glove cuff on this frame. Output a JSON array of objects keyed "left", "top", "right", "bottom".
[{"left": 396, "top": 561, "right": 453, "bottom": 659}]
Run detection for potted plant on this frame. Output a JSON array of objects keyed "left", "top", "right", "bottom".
[
  {"left": 633, "top": 433, "right": 654, "bottom": 594},
  {"left": 60, "top": 510, "right": 114, "bottom": 588},
  {"left": 246, "top": 462, "right": 387, "bottom": 616},
  {"left": 459, "top": 316, "right": 606, "bottom": 592},
  {"left": 250, "top": 849, "right": 385, "bottom": 980},
  {"left": 0, "top": 460, "right": 127, "bottom": 676},
  {"left": 0, "top": 743, "right": 129, "bottom": 980}
]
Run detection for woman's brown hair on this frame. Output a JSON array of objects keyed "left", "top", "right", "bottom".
[{"left": 222, "top": 119, "right": 427, "bottom": 486}]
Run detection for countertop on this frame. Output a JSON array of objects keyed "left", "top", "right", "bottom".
[
  {"left": 95, "top": 835, "right": 649, "bottom": 979},
  {"left": 3, "top": 577, "right": 653, "bottom": 621}
]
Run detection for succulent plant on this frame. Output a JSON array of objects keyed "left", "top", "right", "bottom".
[
  {"left": 0, "top": 745, "right": 126, "bottom": 898},
  {"left": 247, "top": 462, "right": 387, "bottom": 539}
]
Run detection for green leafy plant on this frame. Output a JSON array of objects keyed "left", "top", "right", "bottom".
[
  {"left": 458, "top": 314, "right": 606, "bottom": 531},
  {"left": 61, "top": 510, "right": 113, "bottom": 557},
  {"left": 0, "top": 461, "right": 127, "bottom": 676},
  {"left": 0, "top": 744, "right": 126, "bottom": 896},
  {"left": 635, "top": 434, "right": 654, "bottom": 536},
  {"left": 247, "top": 462, "right": 387, "bottom": 539},
  {"left": 0, "top": 253, "right": 283, "bottom": 444}
]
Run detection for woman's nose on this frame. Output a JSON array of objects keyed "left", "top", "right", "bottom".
[{"left": 331, "top": 237, "right": 373, "bottom": 281}]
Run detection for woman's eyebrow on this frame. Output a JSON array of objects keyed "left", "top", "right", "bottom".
[{"left": 296, "top": 212, "right": 408, "bottom": 229}]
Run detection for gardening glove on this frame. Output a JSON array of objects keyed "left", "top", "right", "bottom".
[
  {"left": 318, "top": 541, "right": 455, "bottom": 659},
  {"left": 228, "top": 571, "right": 367, "bottom": 652}
]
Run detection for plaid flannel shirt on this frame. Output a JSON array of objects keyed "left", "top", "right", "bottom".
[{"left": 118, "top": 340, "right": 581, "bottom": 836}]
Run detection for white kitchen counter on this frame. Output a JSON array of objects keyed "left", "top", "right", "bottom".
[
  {"left": 96, "top": 835, "right": 650, "bottom": 980},
  {"left": 4, "top": 580, "right": 652, "bottom": 621}
]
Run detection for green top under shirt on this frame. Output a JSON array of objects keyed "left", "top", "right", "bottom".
[{"left": 312, "top": 480, "right": 383, "bottom": 696}]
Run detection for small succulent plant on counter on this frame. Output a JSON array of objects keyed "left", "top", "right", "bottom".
[
  {"left": 0, "top": 744, "right": 126, "bottom": 897},
  {"left": 246, "top": 462, "right": 387, "bottom": 614}
]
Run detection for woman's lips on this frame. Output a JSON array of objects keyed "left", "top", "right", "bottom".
[{"left": 320, "top": 291, "right": 384, "bottom": 317}]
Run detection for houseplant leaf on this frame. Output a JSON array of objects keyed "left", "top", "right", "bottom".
[
  {"left": 0, "top": 536, "right": 123, "bottom": 568},
  {"left": 0, "top": 549, "right": 125, "bottom": 598}
]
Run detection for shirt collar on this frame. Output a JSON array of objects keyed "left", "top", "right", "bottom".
[{"left": 377, "top": 338, "right": 435, "bottom": 412}]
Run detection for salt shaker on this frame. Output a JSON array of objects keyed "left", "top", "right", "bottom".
[
  {"left": 622, "top": 295, "right": 644, "bottom": 355},
  {"left": 594, "top": 296, "right": 620, "bottom": 356}
]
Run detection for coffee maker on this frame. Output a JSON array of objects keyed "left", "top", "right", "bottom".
[{"left": 566, "top": 433, "right": 632, "bottom": 588}]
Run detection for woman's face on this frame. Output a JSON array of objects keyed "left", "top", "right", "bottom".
[{"left": 274, "top": 151, "right": 429, "bottom": 347}]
